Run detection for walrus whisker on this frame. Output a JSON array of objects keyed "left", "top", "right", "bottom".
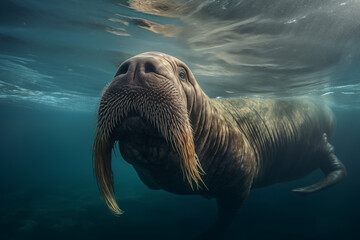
[
  {"left": 92, "top": 134, "right": 123, "bottom": 215},
  {"left": 168, "top": 123, "right": 207, "bottom": 190},
  {"left": 93, "top": 86, "right": 207, "bottom": 214}
]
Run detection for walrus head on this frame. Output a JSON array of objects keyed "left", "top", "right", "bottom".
[{"left": 93, "top": 52, "right": 206, "bottom": 214}]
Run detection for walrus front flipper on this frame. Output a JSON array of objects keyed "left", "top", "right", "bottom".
[
  {"left": 292, "top": 134, "right": 347, "bottom": 196},
  {"left": 195, "top": 195, "right": 248, "bottom": 240}
]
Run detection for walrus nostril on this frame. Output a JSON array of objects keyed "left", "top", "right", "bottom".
[
  {"left": 115, "top": 62, "right": 130, "bottom": 76},
  {"left": 144, "top": 61, "right": 156, "bottom": 73}
]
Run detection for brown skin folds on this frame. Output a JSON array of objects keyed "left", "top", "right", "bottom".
[{"left": 93, "top": 52, "right": 346, "bottom": 239}]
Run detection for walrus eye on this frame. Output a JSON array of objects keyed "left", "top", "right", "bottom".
[{"left": 179, "top": 69, "right": 187, "bottom": 80}]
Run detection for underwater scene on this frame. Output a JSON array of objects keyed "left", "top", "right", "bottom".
[{"left": 1, "top": 0, "right": 360, "bottom": 239}]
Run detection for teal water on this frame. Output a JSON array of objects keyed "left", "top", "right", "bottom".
[{"left": 0, "top": 0, "right": 359, "bottom": 239}]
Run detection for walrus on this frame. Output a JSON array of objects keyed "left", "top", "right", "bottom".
[{"left": 93, "top": 52, "right": 346, "bottom": 239}]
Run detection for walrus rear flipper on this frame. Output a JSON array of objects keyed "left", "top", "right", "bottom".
[{"left": 292, "top": 134, "right": 347, "bottom": 196}]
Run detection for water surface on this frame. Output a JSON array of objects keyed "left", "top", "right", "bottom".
[{"left": 1, "top": 0, "right": 359, "bottom": 239}]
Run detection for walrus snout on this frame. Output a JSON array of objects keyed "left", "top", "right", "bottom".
[{"left": 111, "top": 53, "right": 174, "bottom": 89}]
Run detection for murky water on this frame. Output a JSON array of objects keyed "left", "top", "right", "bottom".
[{"left": 0, "top": 0, "right": 359, "bottom": 239}]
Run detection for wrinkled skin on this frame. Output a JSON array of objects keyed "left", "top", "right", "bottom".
[{"left": 93, "top": 52, "right": 346, "bottom": 239}]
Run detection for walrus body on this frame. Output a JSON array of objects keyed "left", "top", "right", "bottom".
[{"left": 93, "top": 52, "right": 346, "bottom": 239}]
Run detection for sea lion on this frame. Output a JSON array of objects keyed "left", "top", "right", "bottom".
[{"left": 93, "top": 52, "right": 346, "bottom": 239}]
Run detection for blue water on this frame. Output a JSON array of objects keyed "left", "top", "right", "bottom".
[{"left": 0, "top": 0, "right": 359, "bottom": 239}]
